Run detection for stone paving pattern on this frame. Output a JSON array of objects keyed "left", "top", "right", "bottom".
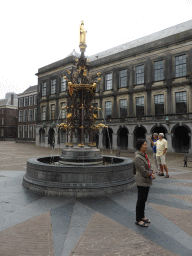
[{"left": 0, "top": 141, "right": 192, "bottom": 256}]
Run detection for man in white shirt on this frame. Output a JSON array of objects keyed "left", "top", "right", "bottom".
[{"left": 148, "top": 133, "right": 169, "bottom": 178}]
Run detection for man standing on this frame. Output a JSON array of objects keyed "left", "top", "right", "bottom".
[
  {"left": 152, "top": 133, "right": 160, "bottom": 173},
  {"left": 148, "top": 133, "right": 169, "bottom": 178}
]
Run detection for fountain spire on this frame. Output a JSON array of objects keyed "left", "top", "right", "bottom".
[{"left": 58, "top": 21, "right": 105, "bottom": 148}]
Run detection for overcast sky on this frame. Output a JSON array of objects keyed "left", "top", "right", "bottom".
[{"left": 0, "top": 0, "right": 192, "bottom": 99}]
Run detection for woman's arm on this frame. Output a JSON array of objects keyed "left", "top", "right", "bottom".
[{"left": 135, "top": 157, "right": 151, "bottom": 178}]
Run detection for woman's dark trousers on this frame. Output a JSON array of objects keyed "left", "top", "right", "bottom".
[{"left": 136, "top": 186, "right": 150, "bottom": 222}]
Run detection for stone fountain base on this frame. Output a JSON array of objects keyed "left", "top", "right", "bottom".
[{"left": 23, "top": 154, "right": 135, "bottom": 197}]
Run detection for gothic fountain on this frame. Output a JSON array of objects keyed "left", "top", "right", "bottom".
[{"left": 22, "top": 21, "right": 135, "bottom": 197}]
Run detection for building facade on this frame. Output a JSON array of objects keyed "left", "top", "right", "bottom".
[
  {"left": 35, "top": 20, "right": 192, "bottom": 153},
  {"left": 17, "top": 86, "right": 37, "bottom": 142},
  {"left": 0, "top": 93, "right": 18, "bottom": 140}
]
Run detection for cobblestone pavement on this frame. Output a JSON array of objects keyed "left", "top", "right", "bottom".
[{"left": 0, "top": 141, "right": 192, "bottom": 256}]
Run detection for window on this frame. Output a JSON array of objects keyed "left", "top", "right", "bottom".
[
  {"left": 61, "top": 77, "right": 67, "bottom": 92},
  {"left": 95, "top": 82, "right": 99, "bottom": 93},
  {"left": 154, "top": 60, "right": 164, "bottom": 81},
  {"left": 24, "top": 110, "right": 28, "bottom": 122},
  {"left": 18, "top": 126, "right": 22, "bottom": 138},
  {"left": 24, "top": 126, "right": 27, "bottom": 138},
  {"left": 1, "top": 128, "right": 4, "bottom": 137},
  {"left": 50, "top": 104, "right": 55, "bottom": 119},
  {"left": 61, "top": 103, "right": 66, "bottom": 119},
  {"left": 135, "top": 65, "right": 144, "bottom": 85},
  {"left": 175, "top": 54, "right": 186, "bottom": 78},
  {"left": 105, "top": 73, "right": 112, "bottom": 90},
  {"left": 119, "top": 70, "right": 127, "bottom": 88},
  {"left": 40, "top": 129, "right": 45, "bottom": 143},
  {"left": 136, "top": 97, "right": 144, "bottom": 116},
  {"left": 154, "top": 94, "right": 164, "bottom": 115},
  {"left": 34, "top": 108, "right": 37, "bottom": 121},
  {"left": 19, "top": 98, "right": 23, "bottom": 107},
  {"left": 24, "top": 97, "right": 28, "bottom": 107},
  {"left": 42, "top": 82, "right": 47, "bottom": 96},
  {"left": 105, "top": 101, "right": 112, "bottom": 117},
  {"left": 119, "top": 99, "right": 127, "bottom": 118},
  {"left": 29, "top": 96, "right": 33, "bottom": 106},
  {"left": 19, "top": 111, "right": 23, "bottom": 122},
  {"left": 34, "top": 95, "right": 37, "bottom": 105},
  {"left": 175, "top": 91, "right": 187, "bottom": 114},
  {"left": 51, "top": 79, "right": 56, "bottom": 94},
  {"left": 2, "top": 117, "right": 4, "bottom": 125},
  {"left": 28, "top": 109, "right": 33, "bottom": 121},
  {"left": 41, "top": 106, "right": 46, "bottom": 121},
  {"left": 29, "top": 125, "right": 33, "bottom": 139}
]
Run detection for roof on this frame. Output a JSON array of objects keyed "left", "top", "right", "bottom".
[
  {"left": 0, "top": 99, "right": 9, "bottom": 106},
  {"left": 89, "top": 19, "right": 192, "bottom": 61},
  {"left": 22, "top": 85, "right": 38, "bottom": 94},
  {"left": 67, "top": 49, "right": 80, "bottom": 58}
]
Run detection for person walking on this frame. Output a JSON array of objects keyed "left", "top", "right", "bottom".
[
  {"left": 148, "top": 133, "right": 169, "bottom": 178},
  {"left": 152, "top": 133, "right": 160, "bottom": 173},
  {"left": 135, "top": 139, "right": 156, "bottom": 227}
]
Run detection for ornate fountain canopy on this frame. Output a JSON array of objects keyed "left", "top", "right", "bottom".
[{"left": 57, "top": 21, "right": 103, "bottom": 148}]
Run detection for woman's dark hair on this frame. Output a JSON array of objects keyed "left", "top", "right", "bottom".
[{"left": 136, "top": 139, "right": 147, "bottom": 150}]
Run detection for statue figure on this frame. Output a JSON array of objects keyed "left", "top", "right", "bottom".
[{"left": 79, "top": 20, "right": 87, "bottom": 45}]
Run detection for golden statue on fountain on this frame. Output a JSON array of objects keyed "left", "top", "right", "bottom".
[{"left": 79, "top": 20, "right": 87, "bottom": 53}]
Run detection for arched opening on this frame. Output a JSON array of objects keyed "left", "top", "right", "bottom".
[
  {"left": 39, "top": 128, "right": 45, "bottom": 143},
  {"left": 93, "top": 133, "right": 99, "bottom": 148},
  {"left": 102, "top": 127, "right": 113, "bottom": 149},
  {"left": 48, "top": 127, "right": 55, "bottom": 147},
  {"left": 172, "top": 125, "right": 190, "bottom": 153},
  {"left": 117, "top": 126, "right": 128, "bottom": 149},
  {"left": 133, "top": 126, "right": 147, "bottom": 148},
  {"left": 150, "top": 125, "right": 167, "bottom": 139}
]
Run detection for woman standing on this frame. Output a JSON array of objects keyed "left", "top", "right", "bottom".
[{"left": 135, "top": 139, "right": 155, "bottom": 227}]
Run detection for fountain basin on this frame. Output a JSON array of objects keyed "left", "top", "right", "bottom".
[{"left": 22, "top": 156, "right": 135, "bottom": 197}]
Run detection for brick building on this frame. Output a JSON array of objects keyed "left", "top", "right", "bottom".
[
  {"left": 0, "top": 93, "right": 18, "bottom": 140},
  {"left": 17, "top": 85, "right": 37, "bottom": 142},
  {"left": 35, "top": 19, "right": 192, "bottom": 153}
]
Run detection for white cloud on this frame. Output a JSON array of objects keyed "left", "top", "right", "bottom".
[{"left": 0, "top": 0, "right": 192, "bottom": 98}]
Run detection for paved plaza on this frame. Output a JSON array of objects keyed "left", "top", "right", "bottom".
[{"left": 0, "top": 141, "right": 192, "bottom": 256}]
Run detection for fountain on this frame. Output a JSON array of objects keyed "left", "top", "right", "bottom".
[{"left": 22, "top": 21, "right": 135, "bottom": 197}]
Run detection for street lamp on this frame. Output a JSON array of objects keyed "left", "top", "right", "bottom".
[{"left": 165, "top": 116, "right": 170, "bottom": 130}]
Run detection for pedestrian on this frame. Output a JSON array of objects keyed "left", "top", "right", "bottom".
[
  {"left": 148, "top": 133, "right": 169, "bottom": 178},
  {"left": 135, "top": 139, "right": 156, "bottom": 227},
  {"left": 152, "top": 133, "right": 160, "bottom": 173}
]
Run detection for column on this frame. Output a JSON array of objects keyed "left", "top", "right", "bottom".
[
  {"left": 98, "top": 130, "right": 103, "bottom": 149},
  {"left": 55, "top": 132, "right": 59, "bottom": 148},
  {"left": 146, "top": 133, "right": 153, "bottom": 151},
  {"left": 189, "top": 134, "right": 192, "bottom": 153},
  {"left": 128, "top": 133, "right": 134, "bottom": 150},
  {"left": 112, "top": 133, "right": 118, "bottom": 149},
  {"left": 166, "top": 132, "right": 174, "bottom": 152}
]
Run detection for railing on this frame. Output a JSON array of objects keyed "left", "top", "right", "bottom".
[{"left": 96, "top": 113, "right": 192, "bottom": 124}]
